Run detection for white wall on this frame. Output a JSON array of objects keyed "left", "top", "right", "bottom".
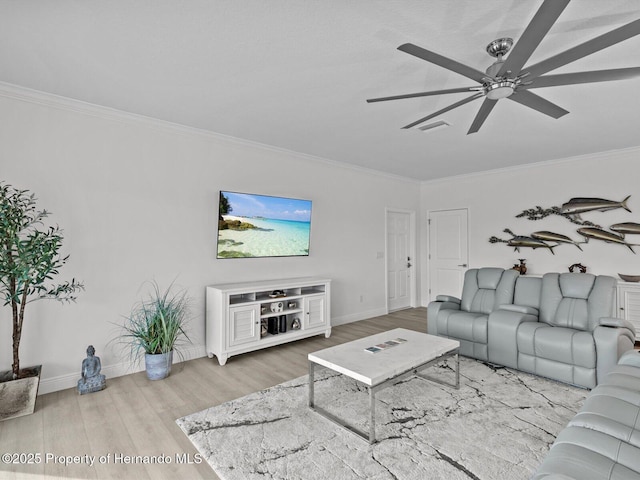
[
  {"left": 420, "top": 147, "right": 640, "bottom": 304},
  {"left": 0, "top": 88, "right": 420, "bottom": 393}
]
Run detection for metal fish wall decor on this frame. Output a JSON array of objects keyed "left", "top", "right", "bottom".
[
  {"left": 531, "top": 231, "right": 583, "bottom": 251},
  {"left": 490, "top": 196, "right": 637, "bottom": 254},
  {"left": 577, "top": 227, "right": 637, "bottom": 253},
  {"left": 610, "top": 222, "right": 640, "bottom": 236},
  {"left": 560, "top": 196, "right": 631, "bottom": 216}
]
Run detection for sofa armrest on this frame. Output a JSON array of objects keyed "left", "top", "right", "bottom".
[
  {"left": 498, "top": 304, "right": 539, "bottom": 316},
  {"left": 435, "top": 295, "right": 461, "bottom": 304},
  {"left": 599, "top": 316, "right": 637, "bottom": 334},
  {"left": 427, "top": 299, "right": 461, "bottom": 336},
  {"left": 593, "top": 323, "right": 636, "bottom": 383},
  {"left": 617, "top": 349, "right": 640, "bottom": 368}
]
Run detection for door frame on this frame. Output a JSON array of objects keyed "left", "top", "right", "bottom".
[
  {"left": 385, "top": 208, "right": 417, "bottom": 313},
  {"left": 426, "top": 208, "right": 469, "bottom": 303}
]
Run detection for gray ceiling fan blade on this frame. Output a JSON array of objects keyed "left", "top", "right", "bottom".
[
  {"left": 467, "top": 98, "right": 498, "bottom": 134},
  {"left": 402, "top": 92, "right": 484, "bottom": 129},
  {"left": 497, "top": 0, "right": 570, "bottom": 77},
  {"left": 523, "top": 18, "right": 640, "bottom": 79},
  {"left": 398, "top": 43, "right": 488, "bottom": 83},
  {"left": 508, "top": 90, "right": 569, "bottom": 118},
  {"left": 524, "top": 67, "right": 640, "bottom": 88},
  {"left": 367, "top": 86, "right": 480, "bottom": 103}
]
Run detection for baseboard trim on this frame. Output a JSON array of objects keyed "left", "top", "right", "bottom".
[
  {"left": 38, "top": 344, "right": 207, "bottom": 395},
  {"left": 332, "top": 307, "right": 388, "bottom": 326},
  {"left": 39, "top": 309, "right": 389, "bottom": 394}
]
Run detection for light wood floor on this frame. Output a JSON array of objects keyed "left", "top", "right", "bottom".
[{"left": 0, "top": 308, "right": 427, "bottom": 480}]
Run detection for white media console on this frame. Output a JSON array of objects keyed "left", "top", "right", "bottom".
[{"left": 205, "top": 277, "right": 331, "bottom": 365}]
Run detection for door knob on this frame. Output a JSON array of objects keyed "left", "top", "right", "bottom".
[
  {"left": 458, "top": 264, "right": 468, "bottom": 267},
  {"left": 407, "top": 262, "right": 412, "bottom": 268}
]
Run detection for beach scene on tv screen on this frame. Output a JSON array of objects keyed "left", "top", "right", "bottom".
[{"left": 217, "top": 191, "right": 312, "bottom": 258}]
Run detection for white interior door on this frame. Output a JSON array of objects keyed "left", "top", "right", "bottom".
[
  {"left": 428, "top": 209, "right": 468, "bottom": 302},
  {"left": 387, "top": 210, "right": 415, "bottom": 312}
]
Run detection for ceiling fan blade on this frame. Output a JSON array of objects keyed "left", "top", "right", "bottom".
[
  {"left": 508, "top": 90, "right": 569, "bottom": 118},
  {"left": 401, "top": 92, "right": 484, "bottom": 129},
  {"left": 367, "top": 86, "right": 480, "bottom": 103},
  {"left": 523, "top": 18, "right": 640, "bottom": 79},
  {"left": 467, "top": 98, "right": 498, "bottom": 134},
  {"left": 497, "top": 0, "right": 570, "bottom": 77},
  {"left": 398, "top": 43, "right": 488, "bottom": 83},
  {"left": 524, "top": 67, "right": 640, "bottom": 88}
]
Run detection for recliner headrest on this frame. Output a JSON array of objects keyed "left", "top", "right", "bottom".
[
  {"left": 477, "top": 268, "right": 505, "bottom": 289},
  {"left": 559, "top": 273, "right": 595, "bottom": 299}
]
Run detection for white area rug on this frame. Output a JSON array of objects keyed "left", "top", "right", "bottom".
[{"left": 177, "top": 357, "right": 587, "bottom": 480}]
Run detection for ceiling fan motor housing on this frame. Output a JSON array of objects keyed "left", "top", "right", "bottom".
[{"left": 485, "top": 59, "right": 517, "bottom": 99}]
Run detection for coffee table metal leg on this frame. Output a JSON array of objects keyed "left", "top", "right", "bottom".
[
  {"left": 308, "top": 360, "right": 315, "bottom": 408},
  {"left": 369, "top": 387, "right": 376, "bottom": 443},
  {"left": 414, "top": 349, "right": 460, "bottom": 389},
  {"left": 308, "top": 364, "right": 376, "bottom": 444}
]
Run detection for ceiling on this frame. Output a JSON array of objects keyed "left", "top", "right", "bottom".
[{"left": 2, "top": 0, "right": 640, "bottom": 181}]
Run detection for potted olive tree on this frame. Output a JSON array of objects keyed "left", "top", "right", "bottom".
[
  {"left": 119, "top": 281, "right": 191, "bottom": 380},
  {"left": 0, "top": 182, "right": 83, "bottom": 420}
]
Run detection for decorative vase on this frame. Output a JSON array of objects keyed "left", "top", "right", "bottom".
[
  {"left": 0, "top": 365, "right": 42, "bottom": 421},
  {"left": 145, "top": 351, "right": 173, "bottom": 381}
]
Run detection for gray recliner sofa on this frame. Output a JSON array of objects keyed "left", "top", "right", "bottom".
[
  {"left": 428, "top": 268, "right": 636, "bottom": 389},
  {"left": 532, "top": 350, "right": 640, "bottom": 479},
  {"left": 515, "top": 272, "right": 635, "bottom": 389},
  {"left": 427, "top": 267, "right": 519, "bottom": 361}
]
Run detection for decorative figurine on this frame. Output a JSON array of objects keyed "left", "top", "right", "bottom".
[
  {"left": 77, "top": 345, "right": 106, "bottom": 395},
  {"left": 512, "top": 259, "right": 527, "bottom": 275},
  {"left": 292, "top": 317, "right": 301, "bottom": 330},
  {"left": 568, "top": 263, "right": 588, "bottom": 273}
]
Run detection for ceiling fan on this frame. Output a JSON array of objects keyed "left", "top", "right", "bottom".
[{"left": 367, "top": 0, "right": 640, "bottom": 134}]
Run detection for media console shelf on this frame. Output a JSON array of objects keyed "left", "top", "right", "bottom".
[{"left": 206, "top": 277, "right": 331, "bottom": 365}]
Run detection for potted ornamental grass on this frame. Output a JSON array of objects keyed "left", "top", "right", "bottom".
[
  {"left": 0, "top": 182, "right": 83, "bottom": 420},
  {"left": 119, "top": 281, "right": 192, "bottom": 380}
]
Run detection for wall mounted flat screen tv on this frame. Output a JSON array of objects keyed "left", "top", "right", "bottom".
[{"left": 217, "top": 191, "right": 312, "bottom": 258}]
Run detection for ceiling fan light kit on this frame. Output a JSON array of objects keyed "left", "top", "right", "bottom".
[
  {"left": 485, "top": 80, "right": 516, "bottom": 100},
  {"left": 367, "top": 0, "right": 640, "bottom": 134}
]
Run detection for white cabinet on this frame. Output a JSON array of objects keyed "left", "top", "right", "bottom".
[
  {"left": 206, "top": 277, "right": 331, "bottom": 365},
  {"left": 304, "top": 295, "right": 327, "bottom": 329},
  {"left": 228, "top": 304, "right": 260, "bottom": 347},
  {"left": 617, "top": 282, "right": 640, "bottom": 340}
]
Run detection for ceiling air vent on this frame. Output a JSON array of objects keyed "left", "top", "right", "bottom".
[{"left": 418, "top": 120, "right": 451, "bottom": 133}]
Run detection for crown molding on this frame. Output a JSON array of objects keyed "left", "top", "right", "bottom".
[
  {"left": 0, "top": 81, "right": 419, "bottom": 185},
  {"left": 420, "top": 145, "right": 640, "bottom": 186}
]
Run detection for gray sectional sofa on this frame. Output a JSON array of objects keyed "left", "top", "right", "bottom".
[
  {"left": 427, "top": 268, "right": 636, "bottom": 389},
  {"left": 429, "top": 267, "right": 639, "bottom": 479},
  {"left": 533, "top": 350, "right": 640, "bottom": 479}
]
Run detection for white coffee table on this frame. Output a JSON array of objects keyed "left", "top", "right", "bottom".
[{"left": 308, "top": 328, "right": 460, "bottom": 443}]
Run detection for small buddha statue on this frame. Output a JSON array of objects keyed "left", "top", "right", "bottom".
[{"left": 77, "top": 345, "right": 106, "bottom": 395}]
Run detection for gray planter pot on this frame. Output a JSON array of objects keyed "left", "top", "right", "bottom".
[
  {"left": 0, "top": 365, "right": 42, "bottom": 421},
  {"left": 145, "top": 351, "right": 173, "bottom": 380}
]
